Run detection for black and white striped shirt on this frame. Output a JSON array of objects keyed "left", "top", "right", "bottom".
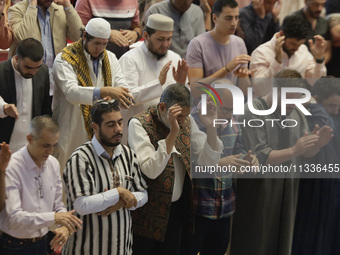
[{"left": 62, "top": 139, "right": 147, "bottom": 255}]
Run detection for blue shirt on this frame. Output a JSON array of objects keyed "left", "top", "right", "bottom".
[{"left": 37, "top": 6, "right": 55, "bottom": 69}]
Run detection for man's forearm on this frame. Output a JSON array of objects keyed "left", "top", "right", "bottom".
[
  {"left": 264, "top": 147, "right": 294, "bottom": 165},
  {"left": 129, "top": 190, "right": 148, "bottom": 210},
  {"left": 73, "top": 189, "right": 120, "bottom": 216}
]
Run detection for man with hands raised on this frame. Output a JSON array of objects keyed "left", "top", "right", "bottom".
[
  {"left": 0, "top": 116, "right": 82, "bottom": 255},
  {"left": 250, "top": 14, "right": 327, "bottom": 81},
  {"left": 63, "top": 99, "right": 147, "bottom": 255},
  {"left": 231, "top": 69, "right": 333, "bottom": 255},
  {"left": 182, "top": 81, "right": 259, "bottom": 255},
  {"left": 119, "top": 13, "right": 188, "bottom": 142},
  {"left": 128, "top": 83, "right": 223, "bottom": 255},
  {"left": 187, "top": 0, "right": 252, "bottom": 99},
  {"left": 291, "top": 0, "right": 329, "bottom": 52}
]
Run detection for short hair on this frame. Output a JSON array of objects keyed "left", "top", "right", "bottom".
[
  {"left": 312, "top": 76, "right": 340, "bottom": 101},
  {"left": 212, "top": 0, "right": 238, "bottom": 16},
  {"left": 16, "top": 38, "right": 44, "bottom": 62},
  {"left": 281, "top": 14, "right": 309, "bottom": 40},
  {"left": 91, "top": 100, "right": 120, "bottom": 126},
  {"left": 29, "top": 116, "right": 59, "bottom": 139},
  {"left": 160, "top": 83, "right": 190, "bottom": 109},
  {"left": 144, "top": 26, "right": 157, "bottom": 37},
  {"left": 275, "top": 69, "right": 303, "bottom": 79},
  {"left": 83, "top": 30, "right": 95, "bottom": 42},
  {"left": 327, "top": 14, "right": 340, "bottom": 29},
  {"left": 273, "top": 69, "right": 307, "bottom": 89}
]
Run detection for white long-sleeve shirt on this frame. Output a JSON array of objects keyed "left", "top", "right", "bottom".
[
  {"left": 119, "top": 43, "right": 184, "bottom": 140},
  {"left": 0, "top": 146, "right": 66, "bottom": 238}
]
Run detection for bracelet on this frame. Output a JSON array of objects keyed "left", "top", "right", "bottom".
[
  {"left": 224, "top": 65, "right": 230, "bottom": 73},
  {"left": 315, "top": 56, "right": 325, "bottom": 64}
]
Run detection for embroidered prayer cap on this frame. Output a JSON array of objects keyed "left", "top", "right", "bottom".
[
  {"left": 146, "top": 14, "right": 174, "bottom": 32},
  {"left": 85, "top": 18, "right": 111, "bottom": 39}
]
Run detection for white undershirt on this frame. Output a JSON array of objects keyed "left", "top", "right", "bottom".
[{"left": 0, "top": 59, "right": 33, "bottom": 153}]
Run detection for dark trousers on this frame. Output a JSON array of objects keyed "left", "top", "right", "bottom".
[
  {"left": 133, "top": 196, "right": 185, "bottom": 255},
  {"left": 0, "top": 233, "right": 48, "bottom": 255},
  {"left": 180, "top": 214, "right": 231, "bottom": 255}
]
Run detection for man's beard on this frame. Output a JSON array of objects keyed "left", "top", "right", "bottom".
[
  {"left": 307, "top": 6, "right": 321, "bottom": 18},
  {"left": 148, "top": 42, "right": 167, "bottom": 60},
  {"left": 150, "top": 50, "right": 167, "bottom": 60},
  {"left": 99, "top": 128, "right": 122, "bottom": 147},
  {"left": 282, "top": 44, "right": 295, "bottom": 58},
  {"left": 17, "top": 61, "right": 33, "bottom": 79}
]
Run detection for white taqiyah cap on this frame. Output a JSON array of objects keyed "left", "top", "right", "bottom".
[
  {"left": 146, "top": 14, "right": 174, "bottom": 31},
  {"left": 85, "top": 18, "right": 111, "bottom": 39}
]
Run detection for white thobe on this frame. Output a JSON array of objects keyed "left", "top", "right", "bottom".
[
  {"left": 52, "top": 49, "right": 126, "bottom": 170},
  {"left": 119, "top": 43, "right": 184, "bottom": 143}
]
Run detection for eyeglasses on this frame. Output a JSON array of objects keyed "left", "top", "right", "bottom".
[
  {"left": 91, "top": 100, "right": 119, "bottom": 116},
  {"left": 35, "top": 176, "right": 44, "bottom": 199}
]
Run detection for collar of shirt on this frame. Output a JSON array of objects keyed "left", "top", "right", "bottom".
[
  {"left": 83, "top": 49, "right": 103, "bottom": 77},
  {"left": 22, "top": 145, "right": 46, "bottom": 174},
  {"left": 91, "top": 135, "right": 123, "bottom": 160},
  {"left": 37, "top": 5, "right": 50, "bottom": 22}
]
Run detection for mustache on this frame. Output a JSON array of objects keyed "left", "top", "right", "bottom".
[{"left": 112, "top": 133, "right": 122, "bottom": 138}]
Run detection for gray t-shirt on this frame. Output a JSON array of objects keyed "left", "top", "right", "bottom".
[{"left": 186, "top": 32, "right": 248, "bottom": 83}]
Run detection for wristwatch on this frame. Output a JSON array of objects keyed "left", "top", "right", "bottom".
[
  {"left": 135, "top": 30, "right": 141, "bottom": 42},
  {"left": 315, "top": 56, "right": 325, "bottom": 64}
]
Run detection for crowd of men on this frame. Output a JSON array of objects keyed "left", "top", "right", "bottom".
[{"left": 0, "top": 0, "right": 339, "bottom": 254}]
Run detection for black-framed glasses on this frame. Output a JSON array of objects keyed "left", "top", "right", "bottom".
[{"left": 35, "top": 176, "right": 44, "bottom": 199}]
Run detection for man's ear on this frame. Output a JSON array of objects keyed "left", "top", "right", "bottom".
[
  {"left": 27, "top": 134, "right": 33, "bottom": 144},
  {"left": 92, "top": 122, "right": 99, "bottom": 133},
  {"left": 143, "top": 31, "right": 149, "bottom": 41},
  {"left": 212, "top": 13, "right": 217, "bottom": 24},
  {"left": 158, "top": 102, "right": 167, "bottom": 114}
]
